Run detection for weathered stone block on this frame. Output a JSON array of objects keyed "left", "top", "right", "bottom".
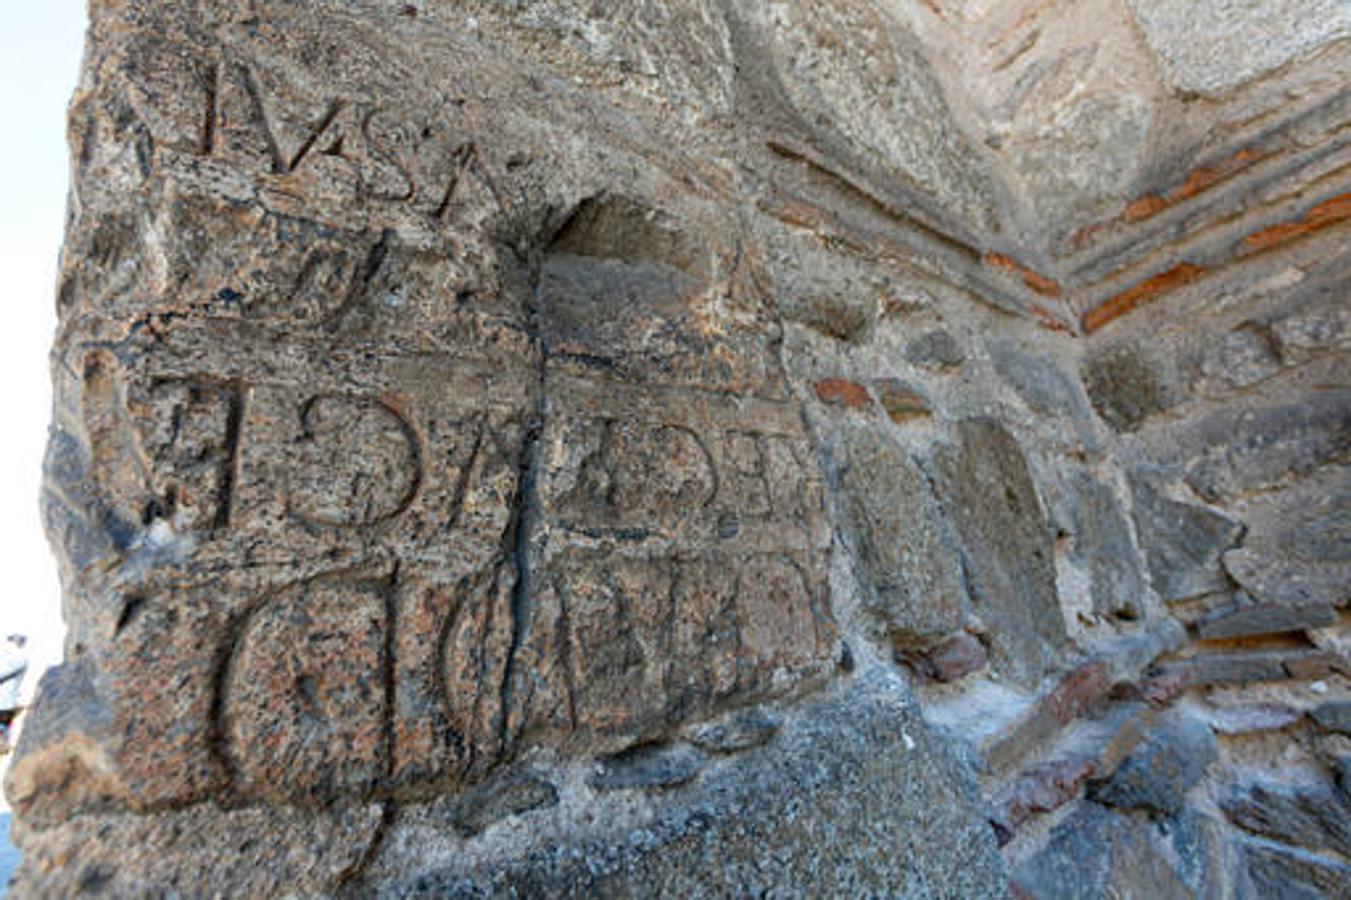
[
  {"left": 684, "top": 708, "right": 780, "bottom": 754},
  {"left": 931, "top": 419, "right": 1066, "bottom": 685},
  {"left": 1196, "top": 600, "right": 1336, "bottom": 639},
  {"left": 364, "top": 679, "right": 1009, "bottom": 896},
  {"left": 1182, "top": 395, "right": 1351, "bottom": 502},
  {"left": 1243, "top": 839, "right": 1351, "bottom": 900},
  {"left": 1014, "top": 803, "right": 1191, "bottom": 900},
  {"left": 19, "top": 0, "right": 1351, "bottom": 892},
  {"left": 1089, "top": 713, "right": 1218, "bottom": 815},
  {"left": 1207, "top": 703, "right": 1304, "bottom": 736},
  {"left": 1156, "top": 651, "right": 1296, "bottom": 687},
  {"left": 837, "top": 426, "right": 971, "bottom": 643},
  {"left": 1082, "top": 342, "right": 1179, "bottom": 432},
  {"left": 589, "top": 742, "right": 705, "bottom": 792},
  {"left": 1311, "top": 701, "right": 1351, "bottom": 735},
  {"left": 904, "top": 330, "right": 965, "bottom": 370},
  {"left": 1125, "top": 0, "right": 1351, "bottom": 96},
  {"left": 903, "top": 631, "right": 989, "bottom": 684},
  {"left": 1222, "top": 781, "right": 1351, "bottom": 856},
  {"left": 1128, "top": 474, "right": 1244, "bottom": 603},
  {"left": 988, "top": 339, "right": 1091, "bottom": 420},
  {"left": 992, "top": 757, "right": 1097, "bottom": 844},
  {"left": 1065, "top": 472, "right": 1150, "bottom": 620}
]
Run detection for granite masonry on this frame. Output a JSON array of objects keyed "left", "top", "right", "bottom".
[{"left": 6, "top": 0, "right": 1349, "bottom": 896}]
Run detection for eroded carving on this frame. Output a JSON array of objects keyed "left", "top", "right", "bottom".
[
  {"left": 125, "top": 376, "right": 244, "bottom": 530},
  {"left": 221, "top": 573, "right": 394, "bottom": 805},
  {"left": 286, "top": 394, "right": 422, "bottom": 529},
  {"left": 548, "top": 418, "right": 717, "bottom": 536}
]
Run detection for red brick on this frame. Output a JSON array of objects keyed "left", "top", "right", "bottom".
[
  {"left": 1241, "top": 192, "right": 1351, "bottom": 254},
  {"left": 1124, "top": 195, "right": 1167, "bottom": 222},
  {"left": 903, "top": 631, "right": 987, "bottom": 684},
  {"left": 1110, "top": 671, "right": 1186, "bottom": 707},
  {"left": 1173, "top": 166, "right": 1222, "bottom": 202},
  {"left": 1045, "top": 661, "right": 1112, "bottom": 725},
  {"left": 993, "top": 757, "right": 1097, "bottom": 844},
  {"left": 814, "top": 378, "right": 872, "bottom": 409},
  {"left": 1081, "top": 262, "right": 1207, "bottom": 333},
  {"left": 1121, "top": 148, "right": 1266, "bottom": 223},
  {"left": 1030, "top": 303, "right": 1074, "bottom": 334},
  {"left": 872, "top": 378, "right": 930, "bottom": 424},
  {"left": 984, "top": 252, "right": 1063, "bottom": 298}
]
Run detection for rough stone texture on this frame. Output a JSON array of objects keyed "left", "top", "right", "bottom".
[
  {"left": 837, "top": 426, "right": 970, "bottom": 644},
  {"left": 1243, "top": 839, "right": 1351, "bottom": 900},
  {"left": 1220, "top": 467, "right": 1351, "bottom": 609},
  {"left": 1195, "top": 600, "right": 1336, "bottom": 640},
  {"left": 1124, "top": 0, "right": 1351, "bottom": 96},
  {"left": 904, "top": 330, "right": 965, "bottom": 370},
  {"left": 684, "top": 708, "right": 780, "bottom": 754},
  {"left": 992, "top": 757, "right": 1096, "bottom": 843},
  {"left": 11, "top": 0, "right": 1351, "bottom": 895},
  {"left": 1089, "top": 713, "right": 1218, "bottom": 815},
  {"left": 1015, "top": 803, "right": 1255, "bottom": 899},
  {"left": 1128, "top": 474, "right": 1245, "bottom": 603},
  {"left": 989, "top": 339, "right": 1091, "bottom": 421},
  {"left": 872, "top": 377, "right": 932, "bottom": 424},
  {"left": 1221, "top": 781, "right": 1351, "bottom": 856},
  {"left": 364, "top": 677, "right": 1007, "bottom": 897},
  {"left": 1064, "top": 471, "right": 1149, "bottom": 621},
  {"left": 1311, "top": 701, "right": 1351, "bottom": 735},
  {"left": 1081, "top": 341, "right": 1180, "bottom": 432},
  {"left": 903, "top": 631, "right": 988, "bottom": 684},
  {"left": 931, "top": 419, "right": 1066, "bottom": 686},
  {"left": 1013, "top": 803, "right": 1192, "bottom": 900}
]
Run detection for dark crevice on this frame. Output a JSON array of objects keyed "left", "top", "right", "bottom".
[
  {"left": 333, "top": 802, "right": 399, "bottom": 897},
  {"left": 199, "top": 61, "right": 218, "bottom": 157},
  {"left": 287, "top": 99, "right": 345, "bottom": 172},
  {"left": 112, "top": 593, "right": 147, "bottom": 637},
  {"left": 214, "top": 381, "right": 245, "bottom": 530},
  {"left": 238, "top": 62, "right": 287, "bottom": 175},
  {"left": 495, "top": 228, "right": 550, "bottom": 757},
  {"left": 324, "top": 228, "right": 394, "bottom": 331},
  {"left": 380, "top": 562, "right": 400, "bottom": 800},
  {"left": 496, "top": 410, "right": 542, "bottom": 754}
]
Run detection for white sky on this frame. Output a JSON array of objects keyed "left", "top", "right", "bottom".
[{"left": 1, "top": 3, "right": 88, "bottom": 697}]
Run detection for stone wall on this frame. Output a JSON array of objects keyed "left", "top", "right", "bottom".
[{"left": 6, "top": 0, "right": 1348, "bottom": 895}]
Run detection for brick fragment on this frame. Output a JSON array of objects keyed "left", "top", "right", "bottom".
[
  {"left": 814, "top": 378, "right": 872, "bottom": 409},
  {"left": 1082, "top": 262, "right": 1207, "bottom": 333},
  {"left": 1045, "top": 661, "right": 1112, "bottom": 725},
  {"left": 1196, "top": 602, "right": 1336, "bottom": 640},
  {"left": 1125, "top": 195, "right": 1167, "bottom": 221},
  {"left": 1121, "top": 148, "right": 1266, "bottom": 223},
  {"left": 1155, "top": 649, "right": 1347, "bottom": 688},
  {"left": 1110, "top": 671, "right": 1186, "bottom": 707},
  {"left": 984, "top": 252, "right": 1063, "bottom": 298},
  {"left": 902, "top": 631, "right": 987, "bottom": 684},
  {"left": 992, "top": 757, "right": 1097, "bottom": 845},
  {"left": 1241, "top": 192, "right": 1351, "bottom": 254},
  {"left": 872, "top": 378, "right": 931, "bottom": 424},
  {"left": 1029, "top": 304, "right": 1074, "bottom": 334}
]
